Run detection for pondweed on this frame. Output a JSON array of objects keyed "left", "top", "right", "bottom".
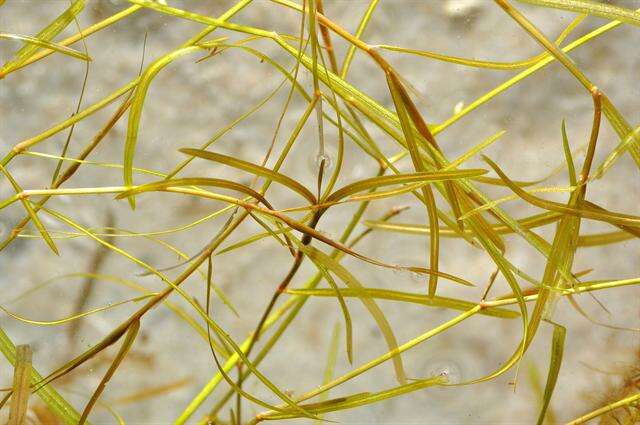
[{"left": 0, "top": 1, "right": 638, "bottom": 423}]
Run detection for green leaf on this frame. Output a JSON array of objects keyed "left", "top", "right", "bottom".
[
  {"left": 260, "top": 376, "right": 444, "bottom": 420},
  {"left": 0, "top": 33, "right": 91, "bottom": 62},
  {"left": 483, "top": 155, "right": 640, "bottom": 228},
  {"left": 79, "top": 320, "right": 140, "bottom": 424},
  {"left": 286, "top": 287, "right": 519, "bottom": 319},
  {"left": 295, "top": 242, "right": 407, "bottom": 385},
  {"left": 117, "top": 177, "right": 274, "bottom": 209},
  {"left": 386, "top": 73, "right": 440, "bottom": 296},
  {"left": 326, "top": 169, "right": 487, "bottom": 205},
  {"left": 8, "top": 344, "right": 32, "bottom": 425},
  {"left": 180, "top": 148, "right": 317, "bottom": 204},
  {"left": 310, "top": 264, "right": 354, "bottom": 364},
  {"left": 516, "top": 0, "right": 640, "bottom": 28},
  {"left": 123, "top": 45, "right": 206, "bottom": 208},
  {"left": 0, "top": 165, "right": 59, "bottom": 254},
  {"left": 0, "top": 0, "right": 85, "bottom": 76},
  {"left": 561, "top": 120, "right": 577, "bottom": 187},
  {"left": 0, "top": 326, "right": 84, "bottom": 424},
  {"left": 537, "top": 323, "right": 566, "bottom": 425}
]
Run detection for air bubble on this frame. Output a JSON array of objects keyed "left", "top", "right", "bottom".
[
  {"left": 409, "top": 270, "right": 423, "bottom": 283},
  {"left": 428, "top": 360, "right": 463, "bottom": 384},
  {"left": 392, "top": 267, "right": 424, "bottom": 284},
  {"left": 308, "top": 152, "right": 333, "bottom": 174},
  {"left": 453, "top": 101, "right": 465, "bottom": 115},
  {"left": 392, "top": 266, "right": 405, "bottom": 277},
  {"left": 443, "top": 0, "right": 481, "bottom": 18},
  {"left": 423, "top": 355, "right": 485, "bottom": 410}
]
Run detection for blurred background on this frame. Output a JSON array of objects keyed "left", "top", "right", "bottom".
[{"left": 1, "top": 1, "right": 639, "bottom": 423}]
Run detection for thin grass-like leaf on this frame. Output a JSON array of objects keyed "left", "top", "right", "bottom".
[
  {"left": 255, "top": 306, "right": 480, "bottom": 414},
  {"left": 180, "top": 149, "right": 317, "bottom": 204},
  {"left": 286, "top": 287, "right": 518, "bottom": 319},
  {"left": 445, "top": 131, "right": 506, "bottom": 170},
  {"left": 257, "top": 376, "right": 445, "bottom": 420},
  {"left": 325, "top": 169, "right": 486, "bottom": 206},
  {"left": 79, "top": 320, "right": 140, "bottom": 424},
  {"left": 483, "top": 156, "right": 640, "bottom": 228},
  {"left": 494, "top": 0, "right": 640, "bottom": 169},
  {"left": 8, "top": 345, "right": 32, "bottom": 425},
  {"left": 340, "top": 0, "right": 379, "bottom": 78},
  {"left": 387, "top": 73, "right": 440, "bottom": 296},
  {"left": 296, "top": 243, "right": 407, "bottom": 384},
  {"left": 123, "top": 44, "right": 210, "bottom": 208},
  {"left": 0, "top": 295, "right": 153, "bottom": 326},
  {"left": 178, "top": 206, "right": 413, "bottom": 423},
  {"left": 577, "top": 230, "right": 636, "bottom": 247},
  {"left": 309, "top": 262, "right": 354, "bottom": 363},
  {"left": 40, "top": 207, "right": 316, "bottom": 421},
  {"left": 0, "top": 33, "right": 91, "bottom": 61},
  {"left": 517, "top": 0, "right": 640, "bottom": 27},
  {"left": 536, "top": 323, "right": 565, "bottom": 425},
  {"left": 0, "top": 327, "right": 83, "bottom": 424},
  {"left": 0, "top": 0, "right": 85, "bottom": 76},
  {"left": 5, "top": 6, "right": 142, "bottom": 76},
  {"left": 365, "top": 211, "right": 561, "bottom": 237},
  {"left": 593, "top": 124, "right": 640, "bottom": 181},
  {"left": 13, "top": 272, "right": 222, "bottom": 351},
  {"left": 460, "top": 186, "right": 576, "bottom": 220},
  {"left": 561, "top": 120, "right": 577, "bottom": 186},
  {"left": 0, "top": 165, "right": 58, "bottom": 254},
  {"left": 373, "top": 13, "right": 584, "bottom": 71},
  {"left": 112, "top": 378, "right": 191, "bottom": 405},
  {"left": 117, "top": 177, "right": 275, "bottom": 209},
  {"left": 313, "top": 322, "right": 341, "bottom": 425},
  {"left": 567, "top": 392, "right": 640, "bottom": 425}
]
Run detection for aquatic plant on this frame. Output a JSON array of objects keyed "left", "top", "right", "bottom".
[{"left": 0, "top": 0, "right": 638, "bottom": 423}]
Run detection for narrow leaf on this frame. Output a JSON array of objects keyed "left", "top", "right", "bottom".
[
  {"left": 8, "top": 344, "right": 32, "bottom": 425},
  {"left": 298, "top": 243, "right": 407, "bottom": 384},
  {"left": 79, "top": 320, "right": 140, "bottom": 424},
  {"left": 180, "top": 148, "right": 317, "bottom": 204},
  {"left": 536, "top": 323, "right": 565, "bottom": 425},
  {"left": 0, "top": 0, "right": 85, "bottom": 75},
  {"left": 0, "top": 165, "right": 59, "bottom": 254},
  {"left": 0, "top": 33, "right": 91, "bottom": 61}
]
